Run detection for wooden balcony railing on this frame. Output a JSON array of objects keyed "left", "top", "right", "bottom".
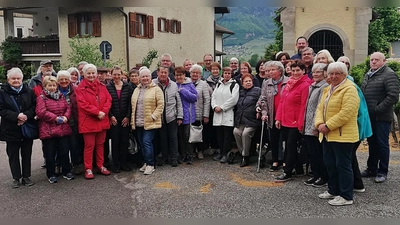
[{"left": 10, "top": 38, "right": 60, "bottom": 54}]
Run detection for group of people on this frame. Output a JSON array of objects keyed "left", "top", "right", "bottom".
[{"left": 0, "top": 40, "right": 399, "bottom": 207}]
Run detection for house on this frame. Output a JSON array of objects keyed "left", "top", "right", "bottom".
[
  {"left": 279, "top": 7, "right": 374, "bottom": 65},
  {"left": 215, "top": 23, "right": 234, "bottom": 64},
  {"left": 1, "top": 7, "right": 225, "bottom": 72}
]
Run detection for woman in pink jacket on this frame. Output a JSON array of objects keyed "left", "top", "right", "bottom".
[
  {"left": 76, "top": 64, "right": 112, "bottom": 179},
  {"left": 36, "top": 75, "right": 74, "bottom": 184},
  {"left": 274, "top": 60, "right": 311, "bottom": 182}
]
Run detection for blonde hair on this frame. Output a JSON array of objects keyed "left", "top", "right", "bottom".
[{"left": 43, "top": 76, "right": 58, "bottom": 88}]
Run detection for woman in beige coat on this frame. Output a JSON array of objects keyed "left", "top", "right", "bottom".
[{"left": 131, "top": 68, "right": 164, "bottom": 175}]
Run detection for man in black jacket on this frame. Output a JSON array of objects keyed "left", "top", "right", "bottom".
[{"left": 361, "top": 52, "right": 400, "bottom": 183}]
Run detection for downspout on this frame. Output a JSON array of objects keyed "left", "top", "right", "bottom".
[{"left": 117, "top": 7, "right": 130, "bottom": 71}]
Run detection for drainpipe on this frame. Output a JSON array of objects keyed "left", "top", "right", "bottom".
[{"left": 117, "top": 7, "right": 130, "bottom": 71}]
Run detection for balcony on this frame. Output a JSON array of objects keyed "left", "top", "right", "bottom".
[{"left": 9, "top": 37, "right": 60, "bottom": 54}]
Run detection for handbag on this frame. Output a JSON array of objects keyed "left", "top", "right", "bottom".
[
  {"left": 10, "top": 96, "right": 39, "bottom": 139},
  {"left": 188, "top": 103, "right": 203, "bottom": 143},
  {"left": 128, "top": 131, "right": 139, "bottom": 155}
]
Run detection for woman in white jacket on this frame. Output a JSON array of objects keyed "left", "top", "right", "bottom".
[{"left": 211, "top": 67, "right": 239, "bottom": 163}]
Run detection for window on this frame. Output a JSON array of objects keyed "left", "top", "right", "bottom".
[
  {"left": 169, "top": 19, "right": 181, "bottom": 34},
  {"left": 68, "top": 12, "right": 101, "bottom": 37},
  {"left": 16, "top": 27, "right": 23, "bottom": 38},
  {"left": 129, "top": 12, "right": 154, "bottom": 39},
  {"left": 157, "top": 17, "right": 168, "bottom": 32}
]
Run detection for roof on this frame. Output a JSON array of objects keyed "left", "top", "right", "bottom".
[
  {"left": 215, "top": 7, "right": 230, "bottom": 14},
  {"left": 215, "top": 50, "right": 226, "bottom": 56},
  {"left": 215, "top": 24, "right": 234, "bottom": 35}
]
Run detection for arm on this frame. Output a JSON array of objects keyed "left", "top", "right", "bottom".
[
  {"left": 152, "top": 87, "right": 165, "bottom": 120},
  {"left": 297, "top": 85, "right": 310, "bottom": 132},
  {"left": 220, "top": 83, "right": 239, "bottom": 111},
  {"left": 176, "top": 90, "right": 183, "bottom": 120},
  {"left": 179, "top": 84, "right": 198, "bottom": 103},
  {"left": 202, "top": 83, "right": 211, "bottom": 118},
  {"left": 0, "top": 93, "right": 19, "bottom": 121},
  {"left": 22, "top": 90, "right": 37, "bottom": 120},
  {"left": 101, "top": 87, "right": 112, "bottom": 115},
  {"left": 75, "top": 88, "right": 100, "bottom": 116},
  {"left": 375, "top": 71, "right": 400, "bottom": 114},
  {"left": 35, "top": 96, "right": 58, "bottom": 122}
]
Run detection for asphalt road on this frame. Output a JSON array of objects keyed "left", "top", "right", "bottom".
[{"left": 1, "top": 140, "right": 400, "bottom": 218}]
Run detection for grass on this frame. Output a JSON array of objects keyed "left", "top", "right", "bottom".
[{"left": 224, "top": 38, "right": 274, "bottom": 61}]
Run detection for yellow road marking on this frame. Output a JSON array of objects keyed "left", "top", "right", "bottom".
[
  {"left": 200, "top": 183, "right": 213, "bottom": 193},
  {"left": 154, "top": 182, "right": 178, "bottom": 189},
  {"left": 231, "top": 173, "right": 283, "bottom": 187}
]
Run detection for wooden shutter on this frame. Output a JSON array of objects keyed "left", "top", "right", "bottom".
[
  {"left": 165, "top": 19, "right": 170, "bottom": 32},
  {"left": 177, "top": 21, "right": 181, "bottom": 34},
  {"left": 157, "top": 17, "right": 161, "bottom": 32},
  {"left": 91, "top": 12, "right": 101, "bottom": 37},
  {"left": 148, "top": 15, "right": 154, "bottom": 39},
  {"left": 129, "top": 12, "right": 136, "bottom": 37},
  {"left": 68, "top": 14, "right": 77, "bottom": 38}
]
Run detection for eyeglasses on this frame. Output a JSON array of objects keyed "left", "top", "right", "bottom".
[
  {"left": 161, "top": 59, "right": 171, "bottom": 62},
  {"left": 302, "top": 53, "right": 312, "bottom": 56},
  {"left": 230, "top": 62, "right": 238, "bottom": 64},
  {"left": 340, "top": 61, "right": 350, "bottom": 65},
  {"left": 204, "top": 60, "right": 212, "bottom": 62}
]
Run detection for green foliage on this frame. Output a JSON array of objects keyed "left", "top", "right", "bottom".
[
  {"left": 264, "top": 43, "right": 280, "bottom": 60},
  {"left": 0, "top": 37, "right": 23, "bottom": 65},
  {"left": 222, "top": 57, "right": 230, "bottom": 67},
  {"left": 248, "top": 54, "right": 260, "bottom": 67},
  {"left": 141, "top": 49, "right": 158, "bottom": 68},
  {"left": 264, "top": 9, "right": 283, "bottom": 60},
  {"left": 67, "top": 35, "right": 124, "bottom": 68},
  {"left": 0, "top": 66, "right": 6, "bottom": 83}
]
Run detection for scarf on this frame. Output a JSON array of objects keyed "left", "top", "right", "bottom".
[
  {"left": 211, "top": 75, "right": 220, "bottom": 84},
  {"left": 272, "top": 75, "right": 285, "bottom": 95},
  {"left": 84, "top": 79, "right": 100, "bottom": 92},
  {"left": 10, "top": 84, "right": 23, "bottom": 93},
  {"left": 285, "top": 75, "right": 303, "bottom": 92},
  {"left": 44, "top": 89, "right": 61, "bottom": 100}
]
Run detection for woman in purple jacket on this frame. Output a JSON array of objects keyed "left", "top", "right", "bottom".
[
  {"left": 174, "top": 66, "right": 198, "bottom": 164},
  {"left": 36, "top": 75, "right": 74, "bottom": 184}
]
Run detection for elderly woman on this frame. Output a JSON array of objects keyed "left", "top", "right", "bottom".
[
  {"left": 257, "top": 61, "right": 289, "bottom": 171},
  {"left": 236, "top": 61, "right": 260, "bottom": 88},
  {"left": 315, "top": 62, "right": 360, "bottom": 206},
  {"left": 76, "top": 63, "right": 112, "bottom": 179},
  {"left": 274, "top": 60, "right": 311, "bottom": 182},
  {"left": 313, "top": 49, "right": 335, "bottom": 64},
  {"left": 189, "top": 64, "right": 211, "bottom": 160},
  {"left": 37, "top": 75, "right": 74, "bottom": 183},
  {"left": 67, "top": 67, "right": 81, "bottom": 86},
  {"left": 174, "top": 66, "right": 198, "bottom": 164},
  {"left": 212, "top": 67, "right": 239, "bottom": 163},
  {"left": 302, "top": 63, "right": 329, "bottom": 187},
  {"left": 231, "top": 74, "right": 261, "bottom": 167},
  {"left": 0, "top": 68, "right": 36, "bottom": 188},
  {"left": 131, "top": 67, "right": 164, "bottom": 175},
  {"left": 128, "top": 68, "right": 140, "bottom": 89},
  {"left": 106, "top": 66, "right": 133, "bottom": 173}
]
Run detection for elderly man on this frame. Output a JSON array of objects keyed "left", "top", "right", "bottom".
[
  {"left": 301, "top": 47, "right": 315, "bottom": 79},
  {"left": 291, "top": 36, "right": 309, "bottom": 60},
  {"left": 202, "top": 54, "right": 213, "bottom": 80},
  {"left": 151, "top": 53, "right": 175, "bottom": 81},
  {"left": 361, "top": 52, "right": 400, "bottom": 183},
  {"left": 153, "top": 65, "right": 183, "bottom": 167},
  {"left": 29, "top": 59, "right": 57, "bottom": 97}
]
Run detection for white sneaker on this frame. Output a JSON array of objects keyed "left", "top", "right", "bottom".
[
  {"left": 328, "top": 196, "right": 353, "bottom": 206},
  {"left": 353, "top": 188, "right": 365, "bottom": 193},
  {"left": 318, "top": 191, "right": 338, "bottom": 199},
  {"left": 144, "top": 165, "right": 155, "bottom": 175},
  {"left": 139, "top": 163, "right": 147, "bottom": 172}
]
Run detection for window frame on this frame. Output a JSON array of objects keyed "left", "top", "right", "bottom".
[
  {"left": 68, "top": 12, "right": 101, "bottom": 38},
  {"left": 129, "top": 12, "right": 154, "bottom": 39}
]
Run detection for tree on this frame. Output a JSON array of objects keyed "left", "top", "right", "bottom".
[
  {"left": 264, "top": 9, "right": 282, "bottom": 60},
  {"left": 248, "top": 54, "right": 260, "bottom": 67}
]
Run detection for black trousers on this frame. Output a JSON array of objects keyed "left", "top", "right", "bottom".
[
  {"left": 110, "top": 121, "right": 130, "bottom": 169},
  {"left": 215, "top": 126, "right": 234, "bottom": 156},
  {"left": 156, "top": 119, "right": 179, "bottom": 162},
  {"left": 352, "top": 141, "right": 364, "bottom": 189},
  {"left": 69, "top": 123, "right": 83, "bottom": 166},
  {"left": 6, "top": 140, "right": 33, "bottom": 180},
  {"left": 43, "top": 136, "right": 71, "bottom": 178},
  {"left": 280, "top": 126, "right": 303, "bottom": 175}
]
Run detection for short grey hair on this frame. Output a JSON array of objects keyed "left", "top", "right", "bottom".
[
  {"left": 230, "top": 57, "right": 239, "bottom": 63},
  {"left": 301, "top": 47, "right": 314, "bottom": 55},
  {"left": 82, "top": 63, "right": 97, "bottom": 74},
  {"left": 67, "top": 67, "right": 81, "bottom": 80},
  {"left": 7, "top": 67, "right": 23, "bottom": 79},
  {"left": 57, "top": 70, "right": 71, "bottom": 81},
  {"left": 161, "top": 53, "right": 172, "bottom": 61},
  {"left": 139, "top": 68, "right": 151, "bottom": 77},
  {"left": 189, "top": 64, "right": 203, "bottom": 73},
  {"left": 77, "top": 61, "right": 88, "bottom": 67},
  {"left": 327, "top": 62, "right": 348, "bottom": 76},
  {"left": 264, "top": 61, "right": 284, "bottom": 75},
  {"left": 312, "top": 63, "right": 328, "bottom": 72}
]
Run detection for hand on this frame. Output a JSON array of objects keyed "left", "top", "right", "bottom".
[
  {"left": 312, "top": 129, "right": 319, "bottom": 136},
  {"left": 177, "top": 119, "right": 183, "bottom": 126},
  {"left": 17, "top": 113, "right": 27, "bottom": 122},
  {"left": 17, "top": 120, "right": 24, "bottom": 126},
  {"left": 111, "top": 116, "right": 117, "bottom": 126},
  {"left": 261, "top": 115, "right": 268, "bottom": 122},
  {"left": 317, "top": 124, "right": 330, "bottom": 135},
  {"left": 275, "top": 120, "right": 281, "bottom": 129},
  {"left": 121, "top": 117, "right": 129, "bottom": 127},
  {"left": 98, "top": 111, "right": 106, "bottom": 120},
  {"left": 214, "top": 106, "right": 222, "bottom": 113},
  {"left": 203, "top": 117, "right": 209, "bottom": 124},
  {"left": 62, "top": 116, "right": 68, "bottom": 123},
  {"left": 256, "top": 106, "right": 262, "bottom": 113}
]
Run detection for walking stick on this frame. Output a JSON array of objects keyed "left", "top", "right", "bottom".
[{"left": 257, "top": 121, "right": 265, "bottom": 173}]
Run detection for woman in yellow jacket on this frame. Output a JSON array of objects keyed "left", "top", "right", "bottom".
[
  {"left": 131, "top": 68, "right": 164, "bottom": 175},
  {"left": 315, "top": 62, "right": 359, "bottom": 206}
]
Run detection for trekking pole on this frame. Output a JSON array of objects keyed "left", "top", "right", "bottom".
[{"left": 257, "top": 120, "right": 265, "bottom": 173}]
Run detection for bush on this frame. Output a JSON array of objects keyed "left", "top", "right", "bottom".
[
  {"left": 0, "top": 37, "right": 23, "bottom": 66},
  {"left": 0, "top": 66, "right": 6, "bottom": 83}
]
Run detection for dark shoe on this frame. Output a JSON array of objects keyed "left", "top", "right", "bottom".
[
  {"left": 63, "top": 173, "right": 75, "bottom": 180},
  {"left": 240, "top": 156, "right": 249, "bottom": 167},
  {"left": 157, "top": 159, "right": 167, "bottom": 166},
  {"left": 121, "top": 165, "right": 132, "bottom": 172},
  {"left": 227, "top": 151, "right": 236, "bottom": 164},
  {"left": 220, "top": 156, "right": 228, "bottom": 163},
  {"left": 171, "top": 161, "right": 178, "bottom": 167},
  {"left": 214, "top": 154, "right": 222, "bottom": 161},
  {"left": 187, "top": 156, "right": 193, "bottom": 165},
  {"left": 22, "top": 177, "right": 34, "bottom": 186},
  {"left": 73, "top": 164, "right": 84, "bottom": 175},
  {"left": 48, "top": 176, "right": 58, "bottom": 184},
  {"left": 112, "top": 168, "right": 121, "bottom": 173},
  {"left": 274, "top": 173, "right": 292, "bottom": 183},
  {"left": 312, "top": 178, "right": 328, "bottom": 188},
  {"left": 259, "top": 155, "right": 266, "bottom": 168},
  {"left": 361, "top": 169, "right": 376, "bottom": 178},
  {"left": 375, "top": 174, "right": 387, "bottom": 183},
  {"left": 12, "top": 179, "right": 20, "bottom": 188},
  {"left": 303, "top": 177, "right": 318, "bottom": 186}
]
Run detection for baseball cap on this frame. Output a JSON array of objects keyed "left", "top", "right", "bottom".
[{"left": 40, "top": 59, "right": 53, "bottom": 66}]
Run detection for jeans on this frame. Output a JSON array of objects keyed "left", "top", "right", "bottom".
[
  {"left": 323, "top": 139, "right": 354, "bottom": 200},
  {"left": 42, "top": 136, "right": 71, "bottom": 178},
  {"left": 136, "top": 127, "right": 156, "bottom": 166},
  {"left": 304, "top": 135, "right": 328, "bottom": 181},
  {"left": 6, "top": 140, "right": 33, "bottom": 180},
  {"left": 367, "top": 121, "right": 391, "bottom": 176},
  {"left": 233, "top": 125, "right": 257, "bottom": 156},
  {"left": 110, "top": 121, "right": 130, "bottom": 169},
  {"left": 215, "top": 126, "right": 234, "bottom": 156}
]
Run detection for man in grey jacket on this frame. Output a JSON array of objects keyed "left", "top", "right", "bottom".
[
  {"left": 153, "top": 66, "right": 183, "bottom": 167},
  {"left": 361, "top": 52, "right": 400, "bottom": 183}
]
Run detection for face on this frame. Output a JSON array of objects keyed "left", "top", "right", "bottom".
[
  {"left": 157, "top": 67, "right": 169, "bottom": 83},
  {"left": 230, "top": 60, "right": 238, "bottom": 70},
  {"left": 112, "top": 69, "right": 122, "bottom": 83},
  {"left": 140, "top": 72, "right": 151, "bottom": 85},
  {"left": 45, "top": 81, "right": 57, "bottom": 93},
  {"left": 78, "top": 64, "right": 85, "bottom": 77},
  {"left": 70, "top": 71, "right": 78, "bottom": 83},
  {"left": 312, "top": 69, "right": 325, "bottom": 82},
  {"left": 161, "top": 56, "right": 172, "bottom": 67},
  {"left": 339, "top": 59, "right": 350, "bottom": 71},
  {"left": 259, "top": 64, "right": 266, "bottom": 78},
  {"left": 7, "top": 74, "right": 23, "bottom": 88},
  {"left": 296, "top": 38, "right": 308, "bottom": 51},
  {"left": 267, "top": 66, "right": 281, "bottom": 80},
  {"left": 122, "top": 76, "right": 128, "bottom": 82},
  {"left": 57, "top": 75, "right": 70, "bottom": 88},
  {"left": 242, "top": 77, "right": 253, "bottom": 89},
  {"left": 302, "top": 49, "right": 314, "bottom": 64},
  {"left": 325, "top": 71, "right": 331, "bottom": 84},
  {"left": 291, "top": 66, "right": 305, "bottom": 79},
  {"left": 85, "top": 68, "right": 97, "bottom": 82},
  {"left": 106, "top": 71, "right": 112, "bottom": 80},
  {"left": 285, "top": 63, "right": 292, "bottom": 75},
  {"left": 316, "top": 53, "right": 328, "bottom": 64},
  {"left": 223, "top": 70, "right": 232, "bottom": 82},
  {"left": 279, "top": 55, "right": 287, "bottom": 65},
  {"left": 98, "top": 72, "right": 107, "bottom": 82},
  {"left": 40, "top": 63, "right": 53, "bottom": 76},
  {"left": 211, "top": 66, "right": 220, "bottom": 77},
  {"left": 190, "top": 69, "right": 201, "bottom": 82},
  {"left": 184, "top": 60, "right": 193, "bottom": 72},
  {"left": 204, "top": 55, "right": 213, "bottom": 69},
  {"left": 370, "top": 53, "right": 385, "bottom": 70},
  {"left": 329, "top": 70, "right": 346, "bottom": 86},
  {"left": 174, "top": 72, "right": 185, "bottom": 84},
  {"left": 240, "top": 64, "right": 249, "bottom": 74},
  {"left": 130, "top": 72, "right": 139, "bottom": 85}
]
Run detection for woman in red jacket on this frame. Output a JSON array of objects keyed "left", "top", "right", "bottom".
[
  {"left": 76, "top": 63, "right": 112, "bottom": 179},
  {"left": 274, "top": 60, "right": 311, "bottom": 182},
  {"left": 36, "top": 76, "right": 74, "bottom": 183}
]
